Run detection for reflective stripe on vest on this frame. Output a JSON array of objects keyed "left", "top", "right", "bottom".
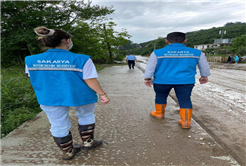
[
  {"left": 28, "top": 68, "right": 83, "bottom": 72},
  {"left": 157, "top": 56, "right": 199, "bottom": 59}
]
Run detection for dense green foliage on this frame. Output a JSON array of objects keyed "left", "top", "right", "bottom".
[
  {"left": 232, "top": 34, "right": 246, "bottom": 49},
  {"left": 1, "top": 0, "right": 130, "bottom": 67},
  {"left": 185, "top": 22, "right": 246, "bottom": 48},
  {"left": 120, "top": 22, "right": 246, "bottom": 56},
  {"left": 1, "top": 67, "right": 41, "bottom": 138},
  {"left": 232, "top": 34, "right": 246, "bottom": 56}
]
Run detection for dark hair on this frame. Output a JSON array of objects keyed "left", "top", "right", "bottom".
[
  {"left": 34, "top": 26, "right": 72, "bottom": 48},
  {"left": 166, "top": 32, "right": 186, "bottom": 43}
]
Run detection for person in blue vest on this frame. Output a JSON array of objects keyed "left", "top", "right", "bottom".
[
  {"left": 143, "top": 32, "right": 210, "bottom": 129},
  {"left": 25, "top": 26, "right": 110, "bottom": 160},
  {"left": 234, "top": 54, "right": 239, "bottom": 64},
  {"left": 126, "top": 54, "right": 137, "bottom": 69}
]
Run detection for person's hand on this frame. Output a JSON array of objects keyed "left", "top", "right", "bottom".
[
  {"left": 199, "top": 77, "right": 208, "bottom": 84},
  {"left": 144, "top": 80, "right": 153, "bottom": 87},
  {"left": 100, "top": 95, "right": 110, "bottom": 105}
]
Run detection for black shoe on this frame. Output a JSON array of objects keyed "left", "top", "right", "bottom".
[
  {"left": 79, "top": 124, "right": 102, "bottom": 150},
  {"left": 81, "top": 139, "right": 102, "bottom": 150}
]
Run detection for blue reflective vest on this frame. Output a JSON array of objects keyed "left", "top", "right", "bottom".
[
  {"left": 25, "top": 49, "right": 97, "bottom": 106},
  {"left": 153, "top": 43, "right": 201, "bottom": 84},
  {"left": 234, "top": 55, "right": 239, "bottom": 61}
]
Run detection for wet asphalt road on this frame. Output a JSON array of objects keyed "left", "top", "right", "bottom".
[{"left": 1, "top": 65, "right": 240, "bottom": 166}]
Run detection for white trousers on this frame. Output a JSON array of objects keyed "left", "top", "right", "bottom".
[{"left": 40, "top": 103, "right": 96, "bottom": 137}]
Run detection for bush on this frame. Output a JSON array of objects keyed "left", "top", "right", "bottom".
[
  {"left": 114, "top": 53, "right": 125, "bottom": 61},
  {"left": 1, "top": 67, "right": 41, "bottom": 138}
]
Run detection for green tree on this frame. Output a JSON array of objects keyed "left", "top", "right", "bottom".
[
  {"left": 237, "top": 47, "right": 246, "bottom": 56},
  {"left": 97, "top": 22, "right": 131, "bottom": 63},
  {"left": 1, "top": 0, "right": 114, "bottom": 67},
  {"left": 224, "top": 46, "right": 236, "bottom": 54},
  {"left": 232, "top": 34, "right": 246, "bottom": 48},
  {"left": 232, "top": 34, "right": 246, "bottom": 56},
  {"left": 214, "top": 46, "right": 226, "bottom": 55},
  {"left": 69, "top": 21, "right": 131, "bottom": 63},
  {"left": 155, "top": 37, "right": 167, "bottom": 49},
  {"left": 70, "top": 21, "right": 107, "bottom": 62},
  {"left": 203, "top": 48, "right": 215, "bottom": 56}
]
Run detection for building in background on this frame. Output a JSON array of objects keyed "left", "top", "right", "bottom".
[{"left": 194, "top": 38, "right": 233, "bottom": 51}]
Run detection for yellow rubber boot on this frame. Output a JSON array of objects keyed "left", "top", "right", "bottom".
[
  {"left": 178, "top": 108, "right": 192, "bottom": 129},
  {"left": 150, "top": 104, "right": 166, "bottom": 119}
]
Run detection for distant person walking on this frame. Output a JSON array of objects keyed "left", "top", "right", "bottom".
[
  {"left": 126, "top": 54, "right": 137, "bottom": 69},
  {"left": 234, "top": 54, "right": 239, "bottom": 64},
  {"left": 144, "top": 32, "right": 210, "bottom": 129},
  {"left": 25, "top": 26, "right": 110, "bottom": 160}
]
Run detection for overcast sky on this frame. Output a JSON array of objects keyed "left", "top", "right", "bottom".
[{"left": 92, "top": 0, "right": 245, "bottom": 43}]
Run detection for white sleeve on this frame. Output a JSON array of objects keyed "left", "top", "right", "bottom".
[
  {"left": 198, "top": 52, "right": 211, "bottom": 77},
  {"left": 83, "top": 58, "right": 98, "bottom": 79},
  {"left": 25, "top": 64, "right": 30, "bottom": 77},
  {"left": 143, "top": 52, "right": 157, "bottom": 78}
]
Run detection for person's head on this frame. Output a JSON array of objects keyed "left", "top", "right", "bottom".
[
  {"left": 165, "top": 32, "right": 187, "bottom": 44},
  {"left": 34, "top": 26, "right": 72, "bottom": 50}
]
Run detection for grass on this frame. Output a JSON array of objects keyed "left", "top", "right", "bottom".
[
  {"left": 95, "top": 63, "right": 126, "bottom": 72},
  {"left": 1, "top": 67, "right": 41, "bottom": 138}
]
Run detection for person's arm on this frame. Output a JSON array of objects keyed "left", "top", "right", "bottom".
[
  {"left": 84, "top": 78, "right": 110, "bottom": 105},
  {"left": 83, "top": 58, "right": 110, "bottom": 105},
  {"left": 143, "top": 52, "right": 157, "bottom": 87},
  {"left": 198, "top": 52, "right": 210, "bottom": 84}
]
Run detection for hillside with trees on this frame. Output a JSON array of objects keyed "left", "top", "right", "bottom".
[{"left": 120, "top": 22, "right": 246, "bottom": 56}]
